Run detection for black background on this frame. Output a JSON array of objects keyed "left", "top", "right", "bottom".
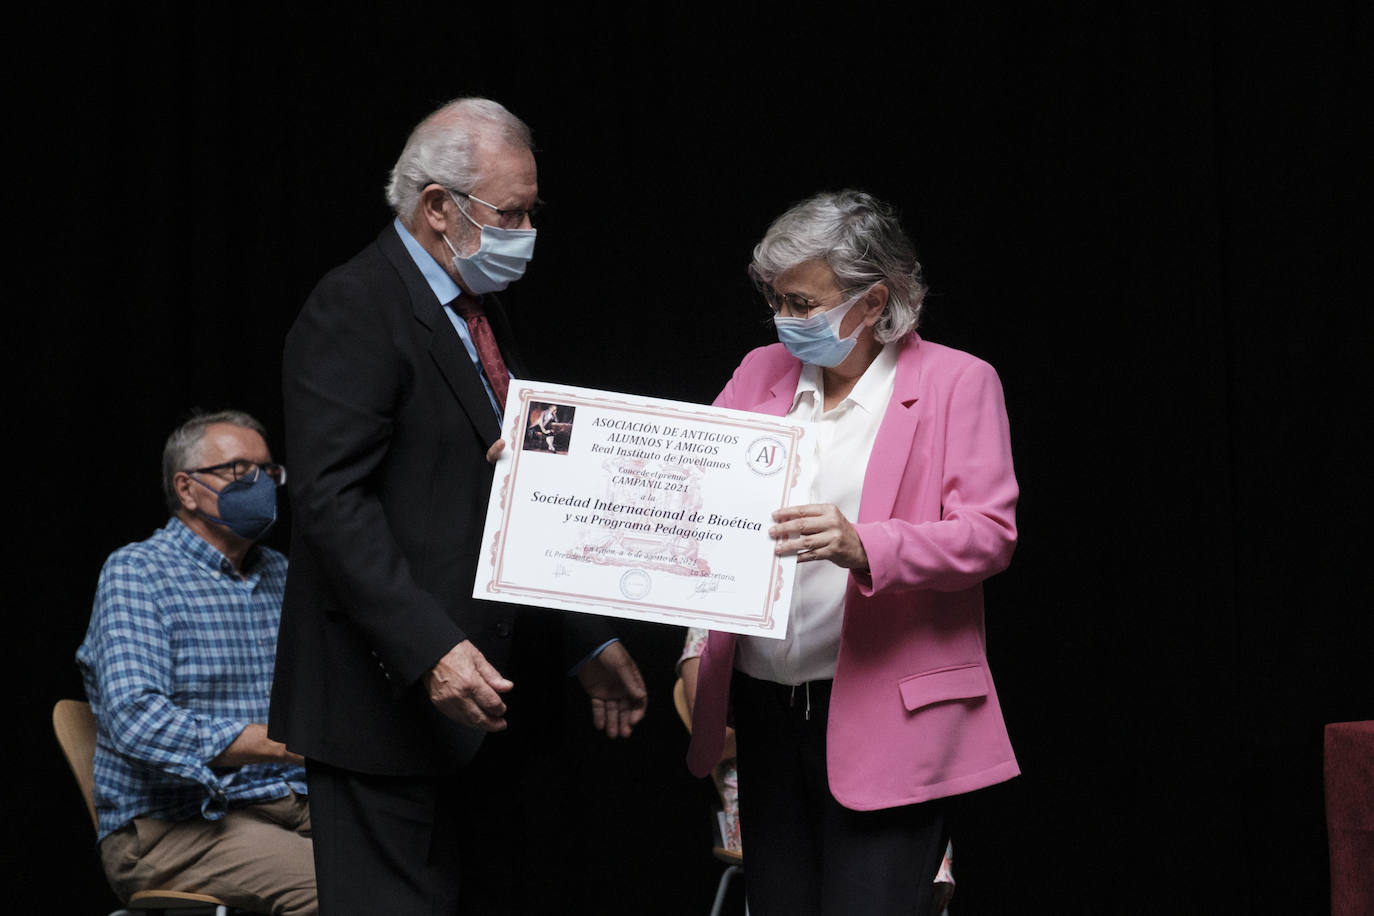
[{"left": 9, "top": 3, "right": 1371, "bottom": 913}]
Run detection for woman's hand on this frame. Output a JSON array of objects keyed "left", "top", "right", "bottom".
[{"left": 770, "top": 503, "right": 869, "bottom": 570}]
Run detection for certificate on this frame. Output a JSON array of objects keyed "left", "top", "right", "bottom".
[{"left": 474, "top": 380, "right": 810, "bottom": 638}]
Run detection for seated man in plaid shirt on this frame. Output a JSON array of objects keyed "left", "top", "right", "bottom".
[{"left": 77, "top": 409, "right": 316, "bottom": 915}]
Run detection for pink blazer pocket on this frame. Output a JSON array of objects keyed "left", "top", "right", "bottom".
[{"left": 898, "top": 664, "right": 989, "bottom": 712}]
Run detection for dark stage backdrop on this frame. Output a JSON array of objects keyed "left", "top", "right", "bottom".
[{"left": 10, "top": 3, "right": 1370, "bottom": 913}]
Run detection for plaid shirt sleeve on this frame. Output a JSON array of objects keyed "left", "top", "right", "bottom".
[
  {"left": 83, "top": 550, "right": 245, "bottom": 798},
  {"left": 79, "top": 522, "right": 304, "bottom": 839}
]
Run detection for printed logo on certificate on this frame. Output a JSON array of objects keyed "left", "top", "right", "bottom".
[{"left": 475, "top": 381, "right": 811, "bottom": 638}]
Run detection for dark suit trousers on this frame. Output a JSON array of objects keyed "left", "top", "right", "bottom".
[
  {"left": 307, "top": 748, "right": 524, "bottom": 916},
  {"left": 732, "top": 671, "right": 951, "bottom": 916}
]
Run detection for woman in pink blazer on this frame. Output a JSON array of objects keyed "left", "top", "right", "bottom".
[{"left": 686, "top": 190, "right": 1019, "bottom": 916}]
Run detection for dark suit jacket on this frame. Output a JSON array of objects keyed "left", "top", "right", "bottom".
[{"left": 269, "top": 223, "right": 606, "bottom": 775}]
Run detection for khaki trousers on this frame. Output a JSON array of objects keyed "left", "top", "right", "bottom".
[{"left": 99, "top": 793, "right": 316, "bottom": 916}]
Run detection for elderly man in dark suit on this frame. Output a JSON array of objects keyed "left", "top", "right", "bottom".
[{"left": 269, "top": 96, "right": 646, "bottom": 914}]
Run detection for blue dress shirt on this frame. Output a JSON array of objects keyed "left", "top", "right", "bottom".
[
  {"left": 394, "top": 217, "right": 508, "bottom": 420},
  {"left": 392, "top": 219, "right": 615, "bottom": 667}
]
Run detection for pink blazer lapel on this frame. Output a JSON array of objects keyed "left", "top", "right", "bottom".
[
  {"left": 736, "top": 340, "right": 924, "bottom": 524},
  {"left": 748, "top": 363, "right": 803, "bottom": 417},
  {"left": 857, "top": 336, "right": 925, "bottom": 524}
]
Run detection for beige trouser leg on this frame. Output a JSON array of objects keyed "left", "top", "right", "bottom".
[{"left": 100, "top": 793, "right": 316, "bottom": 916}]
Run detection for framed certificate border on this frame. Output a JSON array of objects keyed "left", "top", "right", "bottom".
[{"left": 475, "top": 381, "right": 808, "bottom": 637}]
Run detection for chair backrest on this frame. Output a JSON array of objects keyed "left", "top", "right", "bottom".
[
  {"left": 53, "top": 698, "right": 100, "bottom": 831},
  {"left": 673, "top": 678, "right": 744, "bottom": 867},
  {"left": 51, "top": 699, "right": 238, "bottom": 912}
]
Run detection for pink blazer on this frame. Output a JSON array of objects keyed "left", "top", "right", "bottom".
[{"left": 687, "top": 334, "right": 1021, "bottom": 810}]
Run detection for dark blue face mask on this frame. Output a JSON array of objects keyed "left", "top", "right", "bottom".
[{"left": 192, "top": 470, "right": 278, "bottom": 540}]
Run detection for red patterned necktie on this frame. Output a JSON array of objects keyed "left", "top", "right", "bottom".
[{"left": 452, "top": 296, "right": 510, "bottom": 412}]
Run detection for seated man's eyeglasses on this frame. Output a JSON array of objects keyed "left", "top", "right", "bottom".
[{"left": 188, "top": 460, "right": 287, "bottom": 486}]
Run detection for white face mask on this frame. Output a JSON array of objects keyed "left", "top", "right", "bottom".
[{"left": 443, "top": 191, "right": 537, "bottom": 294}]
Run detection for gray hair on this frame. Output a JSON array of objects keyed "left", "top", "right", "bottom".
[
  {"left": 385, "top": 97, "right": 534, "bottom": 225},
  {"left": 749, "top": 190, "right": 927, "bottom": 342},
  {"left": 162, "top": 409, "right": 268, "bottom": 514}
]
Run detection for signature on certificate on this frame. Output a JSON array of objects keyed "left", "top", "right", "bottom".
[
  {"left": 690, "top": 579, "right": 719, "bottom": 599},
  {"left": 554, "top": 563, "right": 571, "bottom": 579}
]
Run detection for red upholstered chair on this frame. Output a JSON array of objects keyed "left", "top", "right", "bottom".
[{"left": 1324, "top": 721, "right": 1374, "bottom": 916}]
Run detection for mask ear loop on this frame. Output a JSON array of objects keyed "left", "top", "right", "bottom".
[
  {"left": 440, "top": 231, "right": 462, "bottom": 262},
  {"left": 184, "top": 474, "right": 231, "bottom": 529},
  {"left": 820, "top": 285, "right": 874, "bottom": 340},
  {"left": 186, "top": 473, "right": 223, "bottom": 496},
  {"left": 447, "top": 190, "right": 485, "bottom": 231},
  {"left": 441, "top": 191, "right": 484, "bottom": 264}
]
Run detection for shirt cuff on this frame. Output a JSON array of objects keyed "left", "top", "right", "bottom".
[{"left": 567, "top": 639, "right": 619, "bottom": 676}]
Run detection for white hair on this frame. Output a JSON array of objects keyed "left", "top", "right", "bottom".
[
  {"left": 749, "top": 190, "right": 927, "bottom": 342},
  {"left": 384, "top": 97, "right": 534, "bottom": 226}
]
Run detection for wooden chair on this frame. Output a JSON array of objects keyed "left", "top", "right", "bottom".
[
  {"left": 51, "top": 699, "right": 237, "bottom": 915},
  {"left": 673, "top": 679, "right": 744, "bottom": 916}
]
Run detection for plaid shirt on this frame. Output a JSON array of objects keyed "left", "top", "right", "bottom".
[{"left": 76, "top": 518, "right": 306, "bottom": 841}]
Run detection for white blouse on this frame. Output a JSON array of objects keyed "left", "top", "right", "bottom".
[{"left": 736, "top": 342, "right": 898, "bottom": 685}]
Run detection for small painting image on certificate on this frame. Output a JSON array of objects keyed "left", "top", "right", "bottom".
[
  {"left": 522, "top": 401, "right": 575, "bottom": 455},
  {"left": 476, "top": 381, "right": 811, "bottom": 638}
]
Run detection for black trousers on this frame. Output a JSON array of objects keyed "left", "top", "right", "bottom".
[
  {"left": 732, "top": 671, "right": 951, "bottom": 916},
  {"left": 307, "top": 746, "right": 525, "bottom": 916}
]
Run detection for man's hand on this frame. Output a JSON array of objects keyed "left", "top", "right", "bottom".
[
  {"left": 770, "top": 503, "right": 870, "bottom": 570},
  {"left": 577, "top": 641, "right": 648, "bottom": 739},
  {"left": 425, "top": 640, "right": 515, "bottom": 731},
  {"left": 486, "top": 438, "right": 507, "bottom": 464},
  {"left": 212, "top": 723, "right": 304, "bottom": 766}
]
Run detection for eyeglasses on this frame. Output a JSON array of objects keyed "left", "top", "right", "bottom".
[
  {"left": 759, "top": 283, "right": 833, "bottom": 318},
  {"left": 760, "top": 281, "right": 876, "bottom": 318},
  {"left": 187, "top": 460, "right": 287, "bottom": 486},
  {"left": 450, "top": 189, "right": 543, "bottom": 229}
]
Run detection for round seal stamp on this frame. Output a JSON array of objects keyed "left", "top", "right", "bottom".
[
  {"left": 746, "top": 436, "right": 788, "bottom": 476},
  {"left": 620, "top": 568, "right": 652, "bottom": 600}
]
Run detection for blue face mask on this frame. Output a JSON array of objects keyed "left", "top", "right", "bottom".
[
  {"left": 192, "top": 471, "right": 278, "bottom": 541},
  {"left": 444, "top": 191, "right": 537, "bottom": 295},
  {"left": 772, "top": 288, "right": 869, "bottom": 367}
]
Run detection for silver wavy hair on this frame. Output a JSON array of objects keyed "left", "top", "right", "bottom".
[
  {"left": 749, "top": 190, "right": 927, "bottom": 342},
  {"left": 162, "top": 409, "right": 267, "bottom": 514},
  {"left": 385, "top": 97, "right": 534, "bottom": 226}
]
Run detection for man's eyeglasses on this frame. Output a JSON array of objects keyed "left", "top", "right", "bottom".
[
  {"left": 450, "top": 189, "right": 543, "bottom": 230},
  {"left": 187, "top": 461, "right": 287, "bottom": 485}
]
